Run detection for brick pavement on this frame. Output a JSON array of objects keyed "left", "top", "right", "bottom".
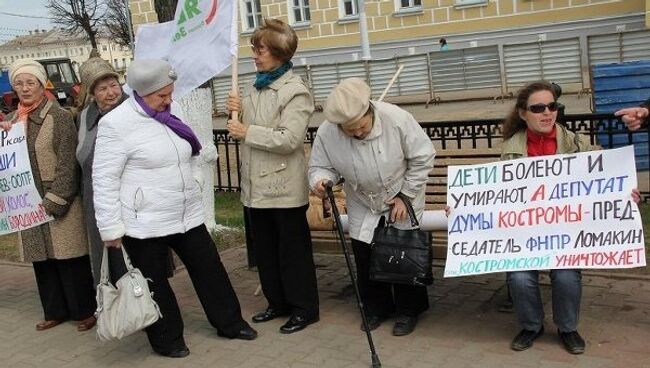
[{"left": 1, "top": 247, "right": 649, "bottom": 368}]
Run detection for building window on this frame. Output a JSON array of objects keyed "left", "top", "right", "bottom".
[
  {"left": 80, "top": 47, "right": 84, "bottom": 54},
  {"left": 241, "top": 0, "right": 262, "bottom": 31},
  {"left": 102, "top": 45, "right": 108, "bottom": 52},
  {"left": 396, "top": 0, "right": 421, "bottom": 10},
  {"left": 288, "top": 0, "right": 310, "bottom": 25},
  {"left": 339, "top": 0, "right": 358, "bottom": 18},
  {"left": 454, "top": 0, "right": 487, "bottom": 6}
]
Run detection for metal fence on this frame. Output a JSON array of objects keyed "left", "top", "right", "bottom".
[
  {"left": 210, "top": 29, "right": 650, "bottom": 114},
  {"left": 213, "top": 113, "right": 650, "bottom": 202}
]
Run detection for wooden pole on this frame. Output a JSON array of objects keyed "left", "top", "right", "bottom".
[
  {"left": 378, "top": 64, "right": 404, "bottom": 102},
  {"left": 230, "top": 0, "right": 240, "bottom": 121}
]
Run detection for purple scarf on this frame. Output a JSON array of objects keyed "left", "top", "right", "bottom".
[{"left": 134, "top": 92, "right": 202, "bottom": 156}]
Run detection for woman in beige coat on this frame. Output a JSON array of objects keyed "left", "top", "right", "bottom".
[
  {"left": 1, "top": 59, "right": 95, "bottom": 332},
  {"left": 226, "top": 19, "right": 319, "bottom": 334}
]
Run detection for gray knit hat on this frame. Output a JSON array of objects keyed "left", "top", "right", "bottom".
[
  {"left": 127, "top": 59, "right": 177, "bottom": 96},
  {"left": 79, "top": 57, "right": 119, "bottom": 93},
  {"left": 324, "top": 78, "right": 371, "bottom": 125}
]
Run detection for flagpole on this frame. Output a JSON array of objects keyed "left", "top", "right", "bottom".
[{"left": 230, "top": 0, "right": 240, "bottom": 121}]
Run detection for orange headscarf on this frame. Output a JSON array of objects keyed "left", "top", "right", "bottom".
[{"left": 16, "top": 97, "right": 45, "bottom": 123}]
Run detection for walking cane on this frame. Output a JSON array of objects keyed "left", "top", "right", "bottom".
[{"left": 325, "top": 180, "right": 381, "bottom": 368}]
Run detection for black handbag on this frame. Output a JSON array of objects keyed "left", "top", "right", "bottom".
[{"left": 369, "top": 194, "right": 433, "bottom": 286}]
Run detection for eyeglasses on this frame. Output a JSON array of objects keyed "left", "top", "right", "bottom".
[
  {"left": 13, "top": 81, "right": 39, "bottom": 89},
  {"left": 251, "top": 45, "right": 269, "bottom": 55},
  {"left": 527, "top": 102, "right": 559, "bottom": 113}
]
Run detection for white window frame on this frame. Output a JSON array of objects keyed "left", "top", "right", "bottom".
[
  {"left": 454, "top": 0, "right": 487, "bottom": 7},
  {"left": 287, "top": 0, "right": 311, "bottom": 26},
  {"left": 240, "top": 0, "right": 263, "bottom": 32},
  {"left": 338, "top": 0, "right": 359, "bottom": 20},
  {"left": 394, "top": 0, "right": 422, "bottom": 13}
]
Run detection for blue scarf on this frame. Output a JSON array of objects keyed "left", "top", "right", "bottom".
[
  {"left": 254, "top": 61, "right": 293, "bottom": 90},
  {"left": 133, "top": 92, "right": 202, "bottom": 156}
]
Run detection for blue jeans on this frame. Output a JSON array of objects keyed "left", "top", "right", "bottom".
[{"left": 507, "top": 269, "right": 582, "bottom": 333}]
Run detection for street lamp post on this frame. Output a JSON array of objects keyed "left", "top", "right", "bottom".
[
  {"left": 124, "top": 0, "right": 135, "bottom": 53},
  {"left": 357, "top": 0, "right": 371, "bottom": 60}
]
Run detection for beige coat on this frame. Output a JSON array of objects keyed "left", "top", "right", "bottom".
[
  {"left": 7, "top": 100, "right": 88, "bottom": 262},
  {"left": 239, "top": 70, "right": 314, "bottom": 208},
  {"left": 308, "top": 101, "right": 435, "bottom": 243}
]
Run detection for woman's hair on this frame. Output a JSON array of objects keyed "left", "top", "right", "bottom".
[
  {"left": 439, "top": 38, "right": 447, "bottom": 45},
  {"left": 501, "top": 81, "right": 557, "bottom": 139},
  {"left": 251, "top": 18, "right": 298, "bottom": 62}
]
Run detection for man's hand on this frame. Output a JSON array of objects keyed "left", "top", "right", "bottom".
[
  {"left": 614, "top": 107, "right": 649, "bottom": 131},
  {"left": 104, "top": 238, "right": 122, "bottom": 249},
  {"left": 386, "top": 196, "right": 408, "bottom": 223}
]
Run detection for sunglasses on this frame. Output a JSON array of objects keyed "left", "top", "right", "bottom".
[{"left": 526, "top": 102, "right": 559, "bottom": 113}]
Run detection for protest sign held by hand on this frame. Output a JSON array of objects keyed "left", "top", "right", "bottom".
[
  {"left": 0, "top": 123, "right": 53, "bottom": 235},
  {"left": 445, "top": 146, "right": 645, "bottom": 277}
]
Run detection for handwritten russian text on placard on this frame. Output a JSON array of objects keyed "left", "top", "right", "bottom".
[
  {"left": 0, "top": 123, "right": 53, "bottom": 235},
  {"left": 445, "top": 146, "right": 645, "bottom": 277}
]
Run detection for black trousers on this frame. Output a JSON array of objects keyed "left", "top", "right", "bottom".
[
  {"left": 249, "top": 205, "right": 319, "bottom": 318},
  {"left": 32, "top": 255, "right": 96, "bottom": 321},
  {"left": 351, "top": 239, "right": 429, "bottom": 318},
  {"left": 122, "top": 225, "right": 248, "bottom": 353}
]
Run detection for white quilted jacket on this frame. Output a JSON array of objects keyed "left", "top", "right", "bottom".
[{"left": 92, "top": 98, "right": 204, "bottom": 241}]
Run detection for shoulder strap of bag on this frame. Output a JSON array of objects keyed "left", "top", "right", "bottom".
[
  {"left": 396, "top": 193, "right": 419, "bottom": 228},
  {"left": 99, "top": 246, "right": 137, "bottom": 285}
]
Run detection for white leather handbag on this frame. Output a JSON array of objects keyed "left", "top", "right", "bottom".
[{"left": 95, "top": 246, "right": 162, "bottom": 341}]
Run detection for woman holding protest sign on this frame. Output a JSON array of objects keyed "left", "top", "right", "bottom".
[
  {"left": 500, "top": 81, "right": 641, "bottom": 354},
  {"left": 226, "top": 19, "right": 320, "bottom": 334},
  {"left": 0, "top": 59, "right": 96, "bottom": 332}
]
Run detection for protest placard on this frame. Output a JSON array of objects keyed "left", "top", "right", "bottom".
[
  {"left": 445, "top": 145, "right": 645, "bottom": 277},
  {"left": 0, "top": 123, "right": 53, "bottom": 235}
]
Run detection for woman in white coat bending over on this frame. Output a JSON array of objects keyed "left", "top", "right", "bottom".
[
  {"left": 92, "top": 59, "right": 257, "bottom": 358},
  {"left": 309, "top": 78, "right": 435, "bottom": 336}
]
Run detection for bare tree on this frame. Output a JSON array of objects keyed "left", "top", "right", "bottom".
[
  {"left": 154, "top": 0, "right": 179, "bottom": 23},
  {"left": 46, "top": 0, "right": 103, "bottom": 50},
  {"left": 103, "top": 0, "right": 132, "bottom": 47}
]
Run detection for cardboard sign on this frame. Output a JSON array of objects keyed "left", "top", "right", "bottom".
[
  {"left": 0, "top": 123, "right": 53, "bottom": 234},
  {"left": 445, "top": 146, "right": 645, "bottom": 277}
]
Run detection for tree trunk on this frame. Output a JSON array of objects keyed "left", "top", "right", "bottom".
[
  {"left": 154, "top": 0, "right": 179, "bottom": 22},
  {"left": 177, "top": 88, "right": 218, "bottom": 232}
]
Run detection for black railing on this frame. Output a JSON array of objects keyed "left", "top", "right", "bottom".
[{"left": 213, "top": 113, "right": 650, "bottom": 201}]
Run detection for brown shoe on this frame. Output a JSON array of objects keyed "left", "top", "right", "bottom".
[
  {"left": 77, "top": 316, "right": 97, "bottom": 332},
  {"left": 36, "top": 320, "right": 62, "bottom": 331}
]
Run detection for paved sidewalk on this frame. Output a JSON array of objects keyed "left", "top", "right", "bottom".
[{"left": 1, "top": 247, "right": 649, "bottom": 368}]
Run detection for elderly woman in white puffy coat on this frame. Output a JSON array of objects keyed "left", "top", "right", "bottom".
[
  {"left": 92, "top": 59, "right": 257, "bottom": 358},
  {"left": 309, "top": 78, "right": 435, "bottom": 337}
]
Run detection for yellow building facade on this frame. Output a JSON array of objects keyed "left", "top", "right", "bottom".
[{"left": 129, "top": 0, "right": 648, "bottom": 57}]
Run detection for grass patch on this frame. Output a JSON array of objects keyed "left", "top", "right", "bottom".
[
  {"left": 215, "top": 191, "right": 245, "bottom": 228},
  {"left": 213, "top": 191, "right": 246, "bottom": 251}
]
